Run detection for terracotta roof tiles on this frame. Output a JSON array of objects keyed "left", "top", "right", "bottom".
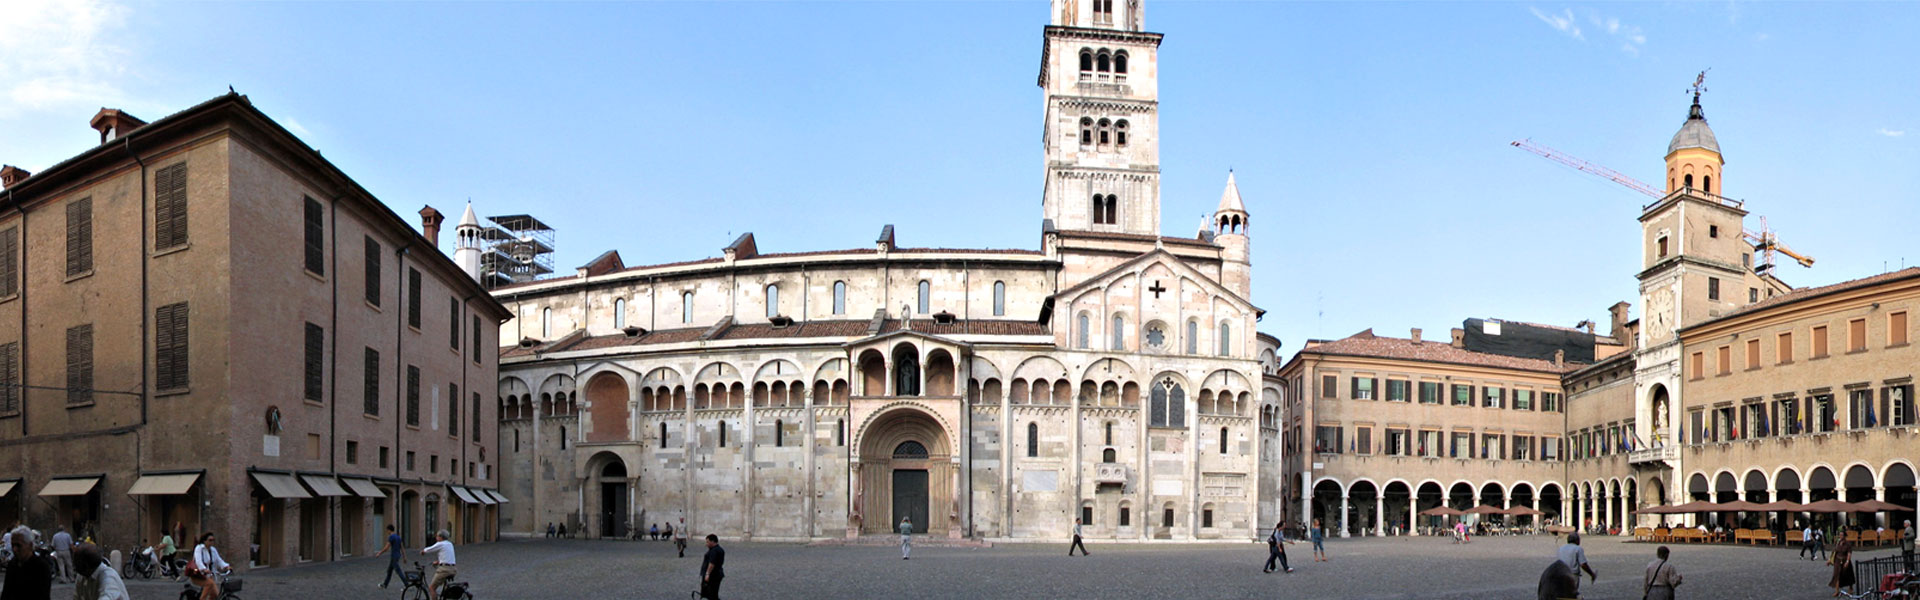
[
  {"left": 1301, "top": 329, "right": 1577, "bottom": 374},
  {"left": 1685, "top": 267, "right": 1920, "bottom": 331}
]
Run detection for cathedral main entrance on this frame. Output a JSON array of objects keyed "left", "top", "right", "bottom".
[{"left": 854, "top": 406, "right": 953, "bottom": 536}]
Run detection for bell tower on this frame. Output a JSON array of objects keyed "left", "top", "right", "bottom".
[{"left": 1039, "top": 0, "right": 1163, "bottom": 236}]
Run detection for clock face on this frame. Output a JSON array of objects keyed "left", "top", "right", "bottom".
[{"left": 1646, "top": 287, "right": 1675, "bottom": 341}]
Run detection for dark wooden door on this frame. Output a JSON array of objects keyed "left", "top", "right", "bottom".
[
  {"left": 892, "top": 469, "right": 929, "bottom": 533},
  {"left": 601, "top": 482, "right": 629, "bottom": 538}
]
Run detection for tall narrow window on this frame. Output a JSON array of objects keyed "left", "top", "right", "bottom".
[
  {"left": 765, "top": 284, "right": 779, "bottom": 318},
  {"left": 838, "top": 418, "right": 846, "bottom": 446},
  {"left": 449, "top": 383, "right": 460, "bottom": 436},
  {"left": 364, "top": 236, "right": 382, "bottom": 306},
  {"left": 833, "top": 281, "right": 847, "bottom": 315},
  {"left": 992, "top": 281, "right": 1006, "bottom": 316},
  {"left": 1096, "top": 52, "right": 1110, "bottom": 72},
  {"left": 1684, "top": 174, "right": 1694, "bottom": 189},
  {"left": 0, "top": 342, "right": 18, "bottom": 416},
  {"left": 66, "top": 198, "right": 92, "bottom": 277},
  {"left": 363, "top": 348, "right": 380, "bottom": 415},
  {"left": 1219, "top": 427, "right": 1229, "bottom": 454},
  {"left": 1708, "top": 277, "right": 1720, "bottom": 301},
  {"left": 472, "top": 393, "right": 481, "bottom": 441},
  {"left": 406, "top": 365, "right": 420, "bottom": 426},
  {"left": 1080, "top": 118, "right": 1094, "bottom": 146},
  {"left": 1104, "top": 421, "right": 1114, "bottom": 445},
  {"left": 155, "top": 302, "right": 190, "bottom": 391},
  {"left": 1703, "top": 175, "right": 1712, "bottom": 193},
  {"left": 1077, "top": 313, "right": 1091, "bottom": 349},
  {"left": 66, "top": 324, "right": 93, "bottom": 405},
  {"left": 0, "top": 227, "right": 16, "bottom": 298},
  {"left": 614, "top": 298, "right": 627, "bottom": 329},
  {"left": 1078, "top": 51, "right": 1093, "bottom": 72},
  {"left": 542, "top": 307, "right": 553, "bottom": 339},
  {"left": 1091, "top": 194, "right": 1106, "bottom": 224},
  {"left": 303, "top": 197, "right": 325, "bottom": 275},
  {"left": 1105, "top": 195, "right": 1119, "bottom": 225},
  {"left": 472, "top": 316, "right": 482, "bottom": 365},
  {"left": 304, "top": 323, "right": 324, "bottom": 403},
  {"left": 917, "top": 280, "right": 930, "bottom": 314},
  {"left": 1111, "top": 314, "right": 1125, "bottom": 350},
  {"left": 407, "top": 268, "right": 422, "bottom": 329},
  {"left": 1097, "top": 118, "right": 1111, "bottom": 145},
  {"left": 660, "top": 422, "right": 669, "bottom": 448},
  {"left": 154, "top": 162, "right": 189, "bottom": 250},
  {"left": 1115, "top": 120, "right": 1129, "bottom": 147},
  {"left": 1186, "top": 320, "right": 1198, "bottom": 354},
  {"left": 682, "top": 291, "right": 695, "bottom": 323},
  {"left": 1027, "top": 422, "right": 1039, "bottom": 457},
  {"left": 774, "top": 419, "right": 784, "bottom": 447},
  {"left": 1218, "top": 322, "right": 1232, "bottom": 356},
  {"left": 719, "top": 421, "right": 727, "bottom": 447},
  {"left": 449, "top": 298, "right": 460, "bottom": 350},
  {"left": 1114, "top": 52, "right": 1128, "bottom": 74}
]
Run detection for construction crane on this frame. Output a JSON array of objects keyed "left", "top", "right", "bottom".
[{"left": 1510, "top": 138, "right": 1814, "bottom": 270}]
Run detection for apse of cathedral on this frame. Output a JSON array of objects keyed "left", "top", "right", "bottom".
[{"left": 482, "top": 0, "right": 1277, "bottom": 542}]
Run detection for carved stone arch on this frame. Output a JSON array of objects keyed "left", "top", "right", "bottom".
[
  {"left": 1079, "top": 356, "right": 1137, "bottom": 383},
  {"left": 1011, "top": 355, "right": 1071, "bottom": 383},
  {"left": 852, "top": 401, "right": 959, "bottom": 462},
  {"left": 694, "top": 361, "right": 741, "bottom": 384},
  {"left": 754, "top": 359, "right": 803, "bottom": 383}
]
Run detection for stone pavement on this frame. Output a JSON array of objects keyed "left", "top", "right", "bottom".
[{"left": 54, "top": 533, "right": 1902, "bottom": 599}]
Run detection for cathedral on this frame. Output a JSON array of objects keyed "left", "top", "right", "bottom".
[{"left": 483, "top": 0, "right": 1281, "bottom": 542}]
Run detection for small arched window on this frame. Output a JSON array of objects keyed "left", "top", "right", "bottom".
[
  {"left": 1684, "top": 173, "right": 1694, "bottom": 189},
  {"left": 837, "top": 418, "right": 846, "bottom": 446},
  {"left": 1218, "top": 322, "right": 1233, "bottom": 356},
  {"left": 1077, "top": 312, "right": 1091, "bottom": 349},
  {"left": 682, "top": 291, "right": 695, "bottom": 324},
  {"left": 893, "top": 440, "right": 928, "bottom": 458},
  {"left": 560, "top": 425, "right": 567, "bottom": 449},
  {"left": 1703, "top": 175, "right": 1712, "bottom": 194},
  {"left": 1079, "top": 118, "right": 1094, "bottom": 146},
  {"left": 774, "top": 419, "right": 784, "bottom": 447},
  {"left": 1078, "top": 50, "right": 1093, "bottom": 72},
  {"left": 1111, "top": 314, "right": 1125, "bottom": 351},
  {"left": 1186, "top": 320, "right": 1199, "bottom": 354},
  {"left": 1027, "top": 422, "right": 1040, "bottom": 457},
  {"left": 541, "top": 307, "right": 553, "bottom": 338},
  {"left": 1097, "top": 118, "right": 1111, "bottom": 146},
  {"left": 1091, "top": 194, "right": 1107, "bottom": 225},
  {"left": 1115, "top": 120, "right": 1129, "bottom": 147},
  {"left": 1096, "top": 52, "right": 1110, "bottom": 73},
  {"left": 1220, "top": 427, "right": 1230, "bottom": 454},
  {"left": 916, "top": 280, "right": 930, "bottom": 314},
  {"left": 613, "top": 298, "right": 627, "bottom": 329},
  {"left": 1114, "top": 52, "right": 1128, "bottom": 74},
  {"left": 993, "top": 281, "right": 1006, "bottom": 316},
  {"left": 833, "top": 281, "right": 847, "bottom": 315},
  {"left": 659, "top": 422, "right": 668, "bottom": 448},
  {"left": 1104, "top": 195, "right": 1118, "bottom": 225},
  {"left": 1102, "top": 448, "right": 1116, "bottom": 463},
  {"left": 765, "top": 284, "right": 779, "bottom": 318}
]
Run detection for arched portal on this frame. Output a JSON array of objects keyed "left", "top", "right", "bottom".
[
  {"left": 855, "top": 406, "right": 953, "bottom": 535},
  {"left": 1382, "top": 481, "right": 1411, "bottom": 536},
  {"left": 585, "top": 451, "right": 631, "bottom": 538}
]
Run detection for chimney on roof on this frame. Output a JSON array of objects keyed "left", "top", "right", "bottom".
[
  {"left": 1450, "top": 328, "right": 1465, "bottom": 348},
  {"left": 89, "top": 108, "right": 146, "bottom": 144},
  {"left": 1609, "top": 301, "right": 1632, "bottom": 342},
  {"left": 419, "top": 205, "right": 446, "bottom": 249},
  {"left": 1554, "top": 349, "right": 1566, "bottom": 368},
  {"left": 1410, "top": 328, "right": 1422, "bottom": 344},
  {"left": 0, "top": 165, "right": 29, "bottom": 189}
]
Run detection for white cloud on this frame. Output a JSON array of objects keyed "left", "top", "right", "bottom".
[
  {"left": 0, "top": 0, "right": 133, "bottom": 116},
  {"left": 1880, "top": 128, "right": 1907, "bottom": 138},
  {"left": 1582, "top": 9, "right": 1646, "bottom": 56},
  {"left": 282, "top": 118, "right": 312, "bottom": 137},
  {"left": 1530, "top": 7, "right": 1583, "bottom": 40}
]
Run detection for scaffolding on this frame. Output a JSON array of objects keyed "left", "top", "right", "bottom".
[{"left": 479, "top": 214, "right": 555, "bottom": 288}]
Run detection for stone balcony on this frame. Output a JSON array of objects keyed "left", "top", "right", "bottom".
[
  {"left": 1628, "top": 445, "right": 1677, "bottom": 465},
  {"left": 1094, "top": 463, "right": 1128, "bottom": 486}
]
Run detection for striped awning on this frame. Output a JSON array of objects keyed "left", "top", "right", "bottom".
[
  {"left": 0, "top": 480, "right": 18, "bottom": 497},
  {"left": 471, "top": 489, "right": 498, "bottom": 505},
  {"left": 449, "top": 486, "right": 481, "bottom": 505},
  {"left": 128, "top": 473, "right": 200, "bottom": 496},
  {"left": 38, "top": 477, "right": 100, "bottom": 497},
  {"left": 300, "top": 475, "right": 351, "bottom": 497},
  {"left": 250, "top": 472, "right": 311, "bottom": 499},
  {"left": 486, "top": 490, "right": 510, "bottom": 504},
  {"left": 341, "top": 478, "right": 385, "bottom": 499}
]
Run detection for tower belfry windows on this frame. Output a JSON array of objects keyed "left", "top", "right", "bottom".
[
  {"left": 1097, "top": 118, "right": 1112, "bottom": 146},
  {"left": 1093, "top": 0, "right": 1114, "bottom": 24},
  {"left": 1114, "top": 51, "right": 1128, "bottom": 74},
  {"left": 1080, "top": 118, "right": 1094, "bottom": 147},
  {"left": 1079, "top": 50, "right": 1093, "bottom": 73},
  {"left": 1097, "top": 52, "right": 1110, "bottom": 73},
  {"left": 1115, "top": 120, "right": 1129, "bottom": 147}
]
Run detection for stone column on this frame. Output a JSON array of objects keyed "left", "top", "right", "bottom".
[
  {"left": 1875, "top": 486, "right": 1888, "bottom": 530},
  {"left": 1801, "top": 486, "right": 1813, "bottom": 531},
  {"left": 1374, "top": 495, "right": 1385, "bottom": 537},
  {"left": 1408, "top": 497, "right": 1417, "bottom": 536},
  {"left": 1339, "top": 494, "right": 1350, "bottom": 538},
  {"left": 803, "top": 385, "right": 816, "bottom": 539}
]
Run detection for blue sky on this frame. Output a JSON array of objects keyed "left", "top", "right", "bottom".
[{"left": 3, "top": 0, "right": 1916, "bottom": 353}]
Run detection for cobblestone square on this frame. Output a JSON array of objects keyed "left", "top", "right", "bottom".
[{"left": 76, "top": 534, "right": 1902, "bottom": 599}]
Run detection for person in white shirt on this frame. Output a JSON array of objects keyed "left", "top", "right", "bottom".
[
  {"left": 421, "top": 529, "right": 457, "bottom": 598},
  {"left": 189, "top": 532, "right": 231, "bottom": 600},
  {"left": 73, "top": 543, "right": 130, "bottom": 600}
]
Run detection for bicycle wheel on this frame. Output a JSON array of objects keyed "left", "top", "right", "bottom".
[{"left": 401, "top": 585, "right": 429, "bottom": 600}]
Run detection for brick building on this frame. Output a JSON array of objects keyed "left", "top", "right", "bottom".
[{"left": 0, "top": 94, "right": 511, "bottom": 570}]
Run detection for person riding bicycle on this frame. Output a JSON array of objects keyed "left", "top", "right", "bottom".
[
  {"left": 74, "top": 543, "right": 131, "bottom": 600},
  {"left": 421, "top": 529, "right": 458, "bottom": 599},
  {"left": 187, "top": 532, "right": 232, "bottom": 600}
]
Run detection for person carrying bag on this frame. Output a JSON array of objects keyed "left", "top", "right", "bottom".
[{"left": 1643, "top": 545, "right": 1681, "bottom": 600}]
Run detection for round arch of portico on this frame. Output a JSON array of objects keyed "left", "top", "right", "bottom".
[
  {"left": 577, "top": 448, "right": 637, "bottom": 481},
  {"left": 1713, "top": 470, "right": 1738, "bottom": 491},
  {"left": 1345, "top": 477, "right": 1382, "bottom": 495},
  {"left": 967, "top": 357, "right": 1002, "bottom": 383},
  {"left": 811, "top": 357, "right": 850, "bottom": 383},
  {"left": 1312, "top": 476, "right": 1345, "bottom": 490},
  {"left": 1881, "top": 459, "right": 1919, "bottom": 483},
  {"left": 1080, "top": 357, "right": 1139, "bottom": 383},
  {"left": 1011, "top": 355, "right": 1071, "bottom": 382},
  {"left": 693, "top": 361, "right": 742, "bottom": 384},
  {"left": 1383, "top": 478, "right": 1413, "bottom": 492},
  {"left": 1741, "top": 468, "right": 1770, "bottom": 494},
  {"left": 1842, "top": 461, "right": 1878, "bottom": 485},
  {"left": 753, "top": 359, "right": 804, "bottom": 383}
]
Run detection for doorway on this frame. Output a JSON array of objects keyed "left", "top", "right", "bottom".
[{"left": 892, "top": 469, "right": 929, "bottom": 533}]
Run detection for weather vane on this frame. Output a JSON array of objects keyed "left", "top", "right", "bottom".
[{"left": 1689, "top": 68, "right": 1710, "bottom": 100}]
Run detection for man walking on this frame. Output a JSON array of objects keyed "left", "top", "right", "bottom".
[
  {"left": 675, "top": 518, "right": 689, "bottom": 558},
  {"left": 1643, "top": 545, "right": 1682, "bottom": 600},
  {"left": 1558, "top": 532, "right": 1598, "bottom": 595},
  {"left": 899, "top": 517, "right": 914, "bottom": 560},
  {"left": 1263, "top": 520, "right": 1293, "bottom": 574},
  {"left": 375, "top": 524, "right": 404, "bottom": 589},
  {"left": 699, "top": 534, "right": 725, "bottom": 600},
  {"left": 51, "top": 525, "right": 75, "bottom": 583},
  {"left": 1902, "top": 520, "right": 1916, "bottom": 574},
  {"left": 1811, "top": 527, "right": 1828, "bottom": 562},
  {"left": 1800, "top": 523, "right": 1817, "bottom": 560},
  {"left": 1068, "top": 518, "right": 1089, "bottom": 556}
]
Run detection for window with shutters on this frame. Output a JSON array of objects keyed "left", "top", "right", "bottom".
[
  {"left": 303, "top": 197, "right": 324, "bottom": 275},
  {"left": 1321, "top": 375, "right": 1337, "bottom": 398},
  {"left": 154, "top": 163, "right": 189, "bottom": 250},
  {"left": 1350, "top": 377, "right": 1374, "bottom": 400},
  {"left": 66, "top": 324, "right": 92, "bottom": 405},
  {"left": 66, "top": 198, "right": 92, "bottom": 277},
  {"left": 1893, "top": 312, "right": 1910, "bottom": 347},
  {"left": 303, "top": 323, "right": 324, "bottom": 403},
  {"left": 1849, "top": 318, "right": 1867, "bottom": 352},
  {"left": 363, "top": 348, "right": 380, "bottom": 416},
  {"left": 1451, "top": 384, "right": 1472, "bottom": 406},
  {"left": 472, "top": 393, "right": 481, "bottom": 442},
  {"left": 0, "top": 341, "right": 18, "bottom": 416},
  {"left": 155, "top": 302, "right": 190, "bottom": 391},
  {"left": 449, "top": 383, "right": 460, "bottom": 436},
  {"left": 471, "top": 316, "right": 482, "bottom": 364},
  {"left": 449, "top": 298, "right": 460, "bottom": 350},
  {"left": 1813, "top": 325, "right": 1829, "bottom": 358},
  {"left": 0, "top": 227, "right": 17, "bottom": 298},
  {"left": 407, "top": 268, "right": 422, "bottom": 329},
  {"left": 364, "top": 236, "right": 382, "bottom": 306},
  {"left": 1419, "top": 381, "right": 1442, "bottom": 405},
  {"left": 406, "top": 365, "right": 420, "bottom": 426}
]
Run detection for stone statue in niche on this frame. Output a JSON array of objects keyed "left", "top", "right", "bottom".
[{"left": 895, "top": 355, "right": 920, "bottom": 397}]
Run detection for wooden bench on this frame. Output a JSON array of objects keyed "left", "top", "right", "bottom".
[
  {"left": 1633, "top": 527, "right": 1653, "bottom": 541},
  {"left": 1652, "top": 527, "right": 1670, "bottom": 542},
  {"left": 1785, "top": 530, "right": 1805, "bottom": 544}
]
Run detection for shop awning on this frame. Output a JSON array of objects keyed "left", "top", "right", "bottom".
[
  {"left": 128, "top": 473, "right": 200, "bottom": 496},
  {"left": 249, "top": 472, "right": 311, "bottom": 499},
  {"left": 299, "top": 475, "right": 351, "bottom": 497},
  {"left": 471, "top": 489, "right": 498, "bottom": 505},
  {"left": 0, "top": 480, "right": 18, "bottom": 497},
  {"left": 486, "top": 490, "right": 509, "bottom": 504},
  {"left": 38, "top": 477, "right": 100, "bottom": 497},
  {"left": 449, "top": 486, "right": 481, "bottom": 505},
  {"left": 341, "top": 478, "right": 385, "bottom": 499}
]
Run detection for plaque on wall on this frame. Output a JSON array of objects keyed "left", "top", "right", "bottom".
[{"left": 1022, "top": 470, "right": 1059, "bottom": 492}]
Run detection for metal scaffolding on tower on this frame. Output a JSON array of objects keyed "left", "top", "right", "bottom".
[{"left": 478, "top": 214, "right": 555, "bottom": 288}]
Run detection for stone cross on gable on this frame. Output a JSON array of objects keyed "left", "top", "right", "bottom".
[{"left": 1148, "top": 280, "right": 1167, "bottom": 298}]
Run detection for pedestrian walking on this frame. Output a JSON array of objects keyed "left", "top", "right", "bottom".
[
  {"left": 1263, "top": 521, "right": 1293, "bottom": 574},
  {"left": 1800, "top": 524, "right": 1817, "bottom": 560},
  {"left": 546, "top": 522, "right": 555, "bottom": 539},
  {"left": 899, "top": 517, "right": 914, "bottom": 560},
  {"left": 375, "top": 524, "right": 405, "bottom": 589},
  {"left": 1643, "top": 545, "right": 1681, "bottom": 600},
  {"left": 1830, "top": 532, "right": 1856, "bottom": 597},
  {"left": 1902, "top": 520, "right": 1915, "bottom": 574},
  {"left": 73, "top": 543, "right": 130, "bottom": 600},
  {"left": 1812, "top": 527, "right": 1828, "bottom": 562},
  {"left": 1068, "top": 518, "right": 1089, "bottom": 556},
  {"left": 675, "top": 519, "right": 689, "bottom": 558},
  {"left": 3, "top": 526, "right": 53, "bottom": 600},
  {"left": 1310, "top": 518, "right": 1326, "bottom": 562},
  {"left": 51, "top": 525, "right": 75, "bottom": 583},
  {"left": 699, "top": 534, "right": 725, "bottom": 600},
  {"left": 1557, "top": 532, "right": 1598, "bottom": 596}
]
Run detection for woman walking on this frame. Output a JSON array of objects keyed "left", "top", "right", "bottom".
[
  {"left": 1829, "top": 530, "right": 1855, "bottom": 597},
  {"left": 1310, "top": 518, "right": 1327, "bottom": 562}
]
